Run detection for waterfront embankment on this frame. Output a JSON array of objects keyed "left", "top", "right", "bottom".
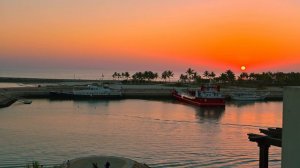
[
  {"left": 0, "top": 82, "right": 283, "bottom": 108},
  {"left": 0, "top": 84, "right": 174, "bottom": 107}
]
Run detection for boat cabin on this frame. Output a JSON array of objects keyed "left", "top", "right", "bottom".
[{"left": 195, "top": 85, "right": 223, "bottom": 98}]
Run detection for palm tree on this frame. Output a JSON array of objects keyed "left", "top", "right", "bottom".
[
  {"left": 225, "top": 69, "right": 235, "bottom": 82},
  {"left": 143, "top": 71, "right": 157, "bottom": 81},
  {"left": 274, "top": 72, "right": 286, "bottom": 85},
  {"left": 260, "top": 72, "right": 273, "bottom": 84},
  {"left": 132, "top": 73, "right": 137, "bottom": 81},
  {"left": 161, "top": 71, "right": 168, "bottom": 82},
  {"left": 117, "top": 73, "right": 121, "bottom": 80},
  {"left": 249, "top": 72, "right": 256, "bottom": 80},
  {"left": 161, "top": 70, "right": 174, "bottom": 82},
  {"left": 124, "top": 72, "right": 130, "bottom": 80},
  {"left": 209, "top": 71, "right": 216, "bottom": 80},
  {"left": 218, "top": 73, "right": 228, "bottom": 83},
  {"left": 191, "top": 71, "right": 197, "bottom": 80},
  {"left": 143, "top": 71, "right": 151, "bottom": 81},
  {"left": 112, "top": 72, "right": 118, "bottom": 80},
  {"left": 137, "top": 72, "right": 144, "bottom": 81},
  {"left": 132, "top": 72, "right": 144, "bottom": 82},
  {"left": 153, "top": 72, "right": 159, "bottom": 81},
  {"left": 194, "top": 74, "right": 202, "bottom": 84},
  {"left": 203, "top": 70, "right": 210, "bottom": 79},
  {"left": 186, "top": 68, "right": 195, "bottom": 83},
  {"left": 179, "top": 74, "right": 188, "bottom": 83},
  {"left": 161, "top": 70, "right": 170, "bottom": 82},
  {"left": 239, "top": 72, "right": 249, "bottom": 80},
  {"left": 167, "top": 70, "right": 174, "bottom": 82},
  {"left": 121, "top": 72, "right": 125, "bottom": 79}
]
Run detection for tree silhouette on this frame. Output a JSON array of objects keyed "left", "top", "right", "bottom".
[
  {"left": 249, "top": 72, "right": 256, "bottom": 80},
  {"left": 239, "top": 72, "right": 249, "bottom": 80},
  {"left": 218, "top": 73, "right": 228, "bottom": 83},
  {"left": 132, "top": 72, "right": 144, "bottom": 82},
  {"left": 161, "top": 70, "right": 174, "bottom": 82},
  {"left": 209, "top": 71, "right": 216, "bottom": 80},
  {"left": 225, "top": 69, "right": 235, "bottom": 82},
  {"left": 203, "top": 70, "right": 210, "bottom": 79},
  {"left": 124, "top": 72, "right": 130, "bottom": 80},
  {"left": 179, "top": 74, "right": 188, "bottom": 83},
  {"left": 167, "top": 70, "right": 174, "bottom": 82},
  {"left": 112, "top": 72, "right": 118, "bottom": 80},
  {"left": 143, "top": 71, "right": 157, "bottom": 81},
  {"left": 117, "top": 72, "right": 121, "bottom": 80},
  {"left": 186, "top": 68, "right": 196, "bottom": 83}
]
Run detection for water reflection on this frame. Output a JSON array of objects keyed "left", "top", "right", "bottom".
[
  {"left": 73, "top": 99, "right": 113, "bottom": 106},
  {"left": 49, "top": 99, "right": 121, "bottom": 107},
  {"left": 170, "top": 100, "right": 225, "bottom": 121},
  {"left": 195, "top": 107, "right": 225, "bottom": 121}
]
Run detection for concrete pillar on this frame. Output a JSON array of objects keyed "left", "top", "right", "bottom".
[{"left": 282, "top": 86, "right": 300, "bottom": 167}]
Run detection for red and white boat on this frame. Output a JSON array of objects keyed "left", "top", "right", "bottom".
[{"left": 172, "top": 84, "right": 225, "bottom": 107}]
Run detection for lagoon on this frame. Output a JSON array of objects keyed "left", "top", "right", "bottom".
[{"left": 0, "top": 99, "right": 282, "bottom": 167}]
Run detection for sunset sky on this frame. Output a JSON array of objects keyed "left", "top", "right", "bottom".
[{"left": 1, "top": 0, "right": 300, "bottom": 74}]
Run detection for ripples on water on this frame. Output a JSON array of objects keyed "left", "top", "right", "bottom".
[{"left": 0, "top": 99, "right": 282, "bottom": 167}]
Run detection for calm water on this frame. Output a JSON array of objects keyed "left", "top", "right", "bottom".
[{"left": 0, "top": 99, "right": 282, "bottom": 168}]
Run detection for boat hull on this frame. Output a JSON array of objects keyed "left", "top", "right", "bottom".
[
  {"left": 49, "top": 91, "right": 122, "bottom": 99},
  {"left": 172, "top": 92, "right": 225, "bottom": 107}
]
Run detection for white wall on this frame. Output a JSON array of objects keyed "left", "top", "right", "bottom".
[{"left": 282, "top": 86, "right": 300, "bottom": 167}]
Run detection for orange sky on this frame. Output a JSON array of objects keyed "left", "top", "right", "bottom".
[{"left": 1, "top": 0, "right": 300, "bottom": 73}]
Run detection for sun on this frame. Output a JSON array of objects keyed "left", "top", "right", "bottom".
[{"left": 241, "top": 65, "right": 246, "bottom": 71}]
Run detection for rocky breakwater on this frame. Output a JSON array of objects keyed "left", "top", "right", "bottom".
[
  {"left": 0, "top": 94, "right": 17, "bottom": 108},
  {"left": 0, "top": 85, "right": 73, "bottom": 108}
]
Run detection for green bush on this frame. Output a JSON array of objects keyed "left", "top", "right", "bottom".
[{"left": 25, "top": 161, "right": 42, "bottom": 168}]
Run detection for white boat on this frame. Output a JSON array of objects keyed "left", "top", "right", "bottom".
[
  {"left": 230, "top": 92, "right": 269, "bottom": 101},
  {"left": 50, "top": 84, "right": 122, "bottom": 99}
]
